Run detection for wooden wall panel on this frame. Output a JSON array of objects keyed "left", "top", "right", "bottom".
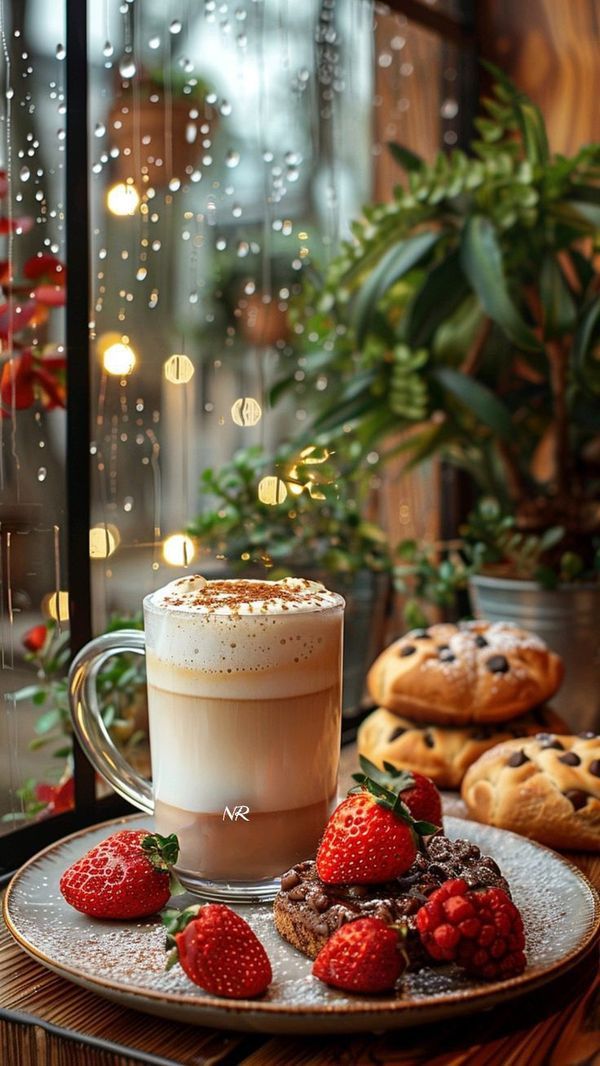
[{"left": 479, "top": 0, "right": 600, "bottom": 154}]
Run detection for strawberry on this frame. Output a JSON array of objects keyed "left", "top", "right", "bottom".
[
  {"left": 416, "top": 877, "right": 526, "bottom": 980},
  {"left": 162, "top": 903, "right": 272, "bottom": 999},
  {"left": 59, "top": 829, "right": 183, "bottom": 919},
  {"left": 312, "top": 917, "right": 407, "bottom": 993},
  {"left": 316, "top": 760, "right": 439, "bottom": 885},
  {"left": 354, "top": 756, "right": 442, "bottom": 826}
]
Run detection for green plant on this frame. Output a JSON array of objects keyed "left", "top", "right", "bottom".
[
  {"left": 5, "top": 615, "right": 146, "bottom": 820},
  {"left": 274, "top": 67, "right": 600, "bottom": 584},
  {"left": 187, "top": 443, "right": 391, "bottom": 577}
]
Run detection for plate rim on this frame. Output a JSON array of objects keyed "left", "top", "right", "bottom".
[{"left": 4, "top": 812, "right": 600, "bottom": 1021}]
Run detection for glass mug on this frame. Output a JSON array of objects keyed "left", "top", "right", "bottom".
[{"left": 69, "top": 576, "right": 344, "bottom": 902}]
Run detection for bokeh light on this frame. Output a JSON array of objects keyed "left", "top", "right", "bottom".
[
  {"left": 103, "top": 341, "right": 136, "bottom": 376},
  {"left": 231, "top": 397, "right": 262, "bottom": 427},
  {"left": 258, "top": 476, "right": 287, "bottom": 505},
  {"left": 89, "top": 524, "right": 120, "bottom": 559},
  {"left": 164, "top": 353, "right": 195, "bottom": 384},
  {"left": 106, "top": 182, "right": 140, "bottom": 216},
  {"left": 162, "top": 533, "right": 196, "bottom": 566}
]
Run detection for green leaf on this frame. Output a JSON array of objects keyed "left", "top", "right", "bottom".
[
  {"left": 353, "top": 230, "right": 441, "bottom": 347},
  {"left": 387, "top": 142, "right": 424, "bottom": 173},
  {"left": 460, "top": 216, "right": 541, "bottom": 351},
  {"left": 405, "top": 250, "right": 470, "bottom": 348},
  {"left": 11, "top": 685, "right": 43, "bottom": 702},
  {"left": 573, "top": 296, "right": 600, "bottom": 391},
  {"left": 539, "top": 256, "right": 577, "bottom": 336},
  {"left": 481, "top": 61, "right": 549, "bottom": 165},
  {"left": 430, "top": 366, "right": 513, "bottom": 439},
  {"left": 34, "top": 708, "right": 61, "bottom": 734},
  {"left": 565, "top": 200, "right": 600, "bottom": 229}
]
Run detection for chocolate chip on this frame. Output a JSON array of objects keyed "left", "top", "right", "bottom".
[
  {"left": 578, "top": 731, "right": 597, "bottom": 739},
  {"left": 439, "top": 649, "right": 456, "bottom": 662},
  {"left": 486, "top": 655, "right": 509, "bottom": 674},
  {"left": 410, "top": 629, "right": 430, "bottom": 639},
  {"left": 399, "top": 644, "right": 416, "bottom": 657},
  {"left": 538, "top": 736, "right": 564, "bottom": 751},
  {"left": 564, "top": 790, "right": 589, "bottom": 810},
  {"left": 347, "top": 885, "right": 370, "bottom": 899},
  {"left": 589, "top": 759, "right": 600, "bottom": 777},
  {"left": 424, "top": 731, "right": 435, "bottom": 749},
  {"left": 311, "top": 893, "right": 330, "bottom": 913},
  {"left": 287, "top": 884, "right": 309, "bottom": 901},
  {"left": 313, "top": 922, "right": 329, "bottom": 938},
  {"left": 558, "top": 752, "right": 581, "bottom": 766},
  {"left": 389, "top": 727, "right": 406, "bottom": 742},
  {"left": 280, "top": 869, "right": 301, "bottom": 891},
  {"left": 506, "top": 750, "right": 529, "bottom": 767},
  {"left": 474, "top": 635, "right": 488, "bottom": 648}
]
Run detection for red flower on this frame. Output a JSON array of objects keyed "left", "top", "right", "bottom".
[
  {"left": 23, "top": 623, "right": 48, "bottom": 653},
  {"left": 24, "top": 254, "right": 66, "bottom": 285},
  {"left": 0, "top": 300, "right": 38, "bottom": 339},
  {"left": 0, "top": 349, "right": 66, "bottom": 418},
  {"left": 0, "top": 216, "right": 33, "bottom": 235}
]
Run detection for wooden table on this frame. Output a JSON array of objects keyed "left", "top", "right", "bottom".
[{"left": 1, "top": 747, "right": 599, "bottom": 1066}]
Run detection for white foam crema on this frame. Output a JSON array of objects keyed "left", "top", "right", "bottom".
[{"left": 144, "top": 576, "right": 345, "bottom": 700}]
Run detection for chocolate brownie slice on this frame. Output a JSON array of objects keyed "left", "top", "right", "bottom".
[{"left": 273, "top": 836, "right": 509, "bottom": 965}]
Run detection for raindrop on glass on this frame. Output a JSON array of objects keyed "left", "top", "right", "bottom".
[
  {"left": 119, "top": 55, "right": 137, "bottom": 79},
  {"left": 57, "top": 129, "right": 65, "bottom": 141},
  {"left": 5, "top": 87, "right": 14, "bottom": 99},
  {"left": 169, "top": 177, "right": 181, "bottom": 191},
  {"left": 94, "top": 122, "right": 106, "bottom": 137},
  {"left": 225, "top": 149, "right": 240, "bottom": 168},
  {"left": 232, "top": 203, "right": 242, "bottom": 218},
  {"left": 136, "top": 266, "right": 147, "bottom": 280},
  {"left": 236, "top": 240, "right": 249, "bottom": 258},
  {"left": 287, "top": 167, "right": 299, "bottom": 183},
  {"left": 378, "top": 53, "right": 392, "bottom": 68},
  {"left": 103, "top": 40, "right": 114, "bottom": 57},
  {"left": 219, "top": 100, "right": 232, "bottom": 116},
  {"left": 169, "top": 19, "right": 182, "bottom": 34},
  {"left": 123, "top": 496, "right": 134, "bottom": 512},
  {"left": 148, "top": 35, "right": 160, "bottom": 49},
  {"left": 56, "top": 44, "right": 66, "bottom": 60},
  {"left": 19, "top": 166, "right": 30, "bottom": 181},
  {"left": 37, "top": 466, "right": 47, "bottom": 482},
  {"left": 441, "top": 98, "right": 459, "bottom": 120}
]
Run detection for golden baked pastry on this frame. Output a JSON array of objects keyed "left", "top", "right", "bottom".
[
  {"left": 366, "top": 621, "right": 564, "bottom": 725},
  {"left": 357, "top": 705, "right": 568, "bottom": 789},
  {"left": 461, "top": 732, "right": 600, "bottom": 851}
]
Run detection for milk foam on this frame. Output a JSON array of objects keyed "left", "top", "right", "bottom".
[{"left": 144, "top": 576, "right": 344, "bottom": 698}]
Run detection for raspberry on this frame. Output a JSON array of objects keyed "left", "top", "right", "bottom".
[{"left": 416, "top": 877, "right": 526, "bottom": 980}]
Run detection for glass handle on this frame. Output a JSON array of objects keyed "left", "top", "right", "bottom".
[{"left": 69, "top": 630, "right": 153, "bottom": 814}]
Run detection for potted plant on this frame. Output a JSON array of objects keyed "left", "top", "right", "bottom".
[
  {"left": 274, "top": 69, "right": 600, "bottom": 728},
  {"left": 109, "top": 68, "right": 215, "bottom": 188},
  {"left": 187, "top": 443, "right": 393, "bottom": 713}
]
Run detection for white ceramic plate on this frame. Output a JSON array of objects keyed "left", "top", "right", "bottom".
[{"left": 4, "top": 814, "right": 599, "bottom": 1034}]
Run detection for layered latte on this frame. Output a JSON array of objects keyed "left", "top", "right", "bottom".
[{"left": 143, "top": 575, "right": 344, "bottom": 896}]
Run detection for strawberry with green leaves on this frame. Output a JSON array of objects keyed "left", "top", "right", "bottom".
[
  {"left": 316, "top": 757, "right": 440, "bottom": 885},
  {"left": 163, "top": 903, "right": 272, "bottom": 999},
  {"left": 60, "top": 829, "right": 183, "bottom": 919}
]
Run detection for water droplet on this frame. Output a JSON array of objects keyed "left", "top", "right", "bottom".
[
  {"left": 216, "top": 237, "right": 227, "bottom": 251},
  {"left": 441, "top": 98, "right": 459, "bottom": 120},
  {"left": 123, "top": 496, "right": 134, "bottom": 512},
  {"left": 236, "top": 240, "right": 249, "bottom": 258},
  {"left": 136, "top": 266, "right": 147, "bottom": 280},
  {"left": 148, "top": 35, "right": 160, "bottom": 49},
  {"left": 169, "top": 19, "right": 182, "bottom": 34},
  {"left": 103, "top": 40, "right": 114, "bottom": 57},
  {"left": 57, "top": 129, "right": 65, "bottom": 141},
  {"left": 55, "top": 44, "right": 66, "bottom": 60},
  {"left": 37, "top": 466, "right": 47, "bottom": 482},
  {"left": 237, "top": 33, "right": 247, "bottom": 47},
  {"left": 232, "top": 203, "right": 242, "bottom": 218},
  {"left": 5, "top": 87, "right": 14, "bottom": 100},
  {"left": 168, "top": 177, "right": 181, "bottom": 191},
  {"left": 286, "top": 167, "right": 299, "bottom": 183},
  {"left": 298, "top": 67, "right": 310, "bottom": 82},
  {"left": 94, "top": 122, "right": 106, "bottom": 137},
  {"left": 19, "top": 166, "right": 30, "bottom": 182},
  {"left": 219, "top": 100, "right": 232, "bottom": 116},
  {"left": 378, "top": 52, "right": 392, "bottom": 68},
  {"left": 225, "top": 149, "right": 240, "bottom": 168},
  {"left": 119, "top": 55, "right": 137, "bottom": 79}
]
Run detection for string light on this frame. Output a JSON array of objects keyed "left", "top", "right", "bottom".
[
  {"left": 89, "top": 524, "right": 120, "bottom": 559},
  {"left": 103, "top": 341, "right": 136, "bottom": 375},
  {"left": 107, "top": 182, "right": 140, "bottom": 216},
  {"left": 44, "top": 591, "right": 70, "bottom": 622},
  {"left": 231, "top": 396, "right": 262, "bottom": 427},
  {"left": 258, "top": 476, "right": 287, "bottom": 505},
  {"left": 163, "top": 533, "right": 196, "bottom": 566},
  {"left": 164, "top": 353, "right": 195, "bottom": 384}
]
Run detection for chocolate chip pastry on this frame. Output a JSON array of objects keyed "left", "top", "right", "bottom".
[
  {"left": 461, "top": 732, "right": 600, "bottom": 851},
  {"left": 357, "top": 704, "right": 568, "bottom": 789},
  {"left": 273, "top": 836, "right": 510, "bottom": 964},
  {"left": 367, "top": 621, "right": 564, "bottom": 726}
]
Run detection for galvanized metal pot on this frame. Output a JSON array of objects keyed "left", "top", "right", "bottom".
[{"left": 469, "top": 575, "right": 600, "bottom": 732}]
